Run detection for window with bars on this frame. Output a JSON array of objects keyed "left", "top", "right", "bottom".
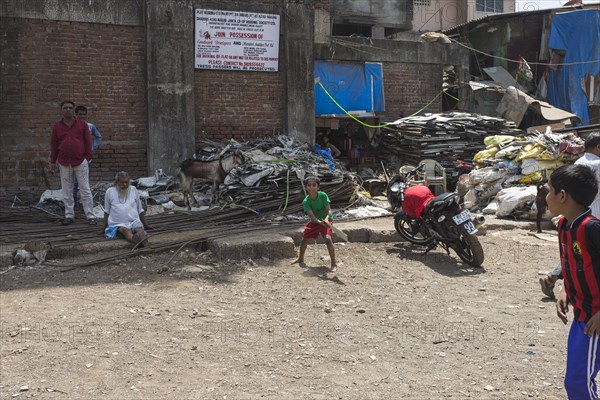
[
  {"left": 476, "top": 0, "right": 504, "bottom": 12},
  {"left": 413, "top": 0, "right": 431, "bottom": 6}
]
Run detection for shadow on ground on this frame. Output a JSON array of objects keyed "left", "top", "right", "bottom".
[{"left": 386, "top": 243, "right": 486, "bottom": 277}]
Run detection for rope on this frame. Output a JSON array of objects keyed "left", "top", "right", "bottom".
[
  {"left": 329, "top": 36, "right": 600, "bottom": 67},
  {"left": 450, "top": 38, "right": 600, "bottom": 66},
  {"left": 316, "top": 81, "right": 391, "bottom": 128},
  {"left": 316, "top": 81, "right": 459, "bottom": 125}
]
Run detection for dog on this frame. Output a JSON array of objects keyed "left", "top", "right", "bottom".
[{"left": 535, "top": 183, "right": 549, "bottom": 233}]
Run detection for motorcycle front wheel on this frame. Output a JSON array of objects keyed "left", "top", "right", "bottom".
[
  {"left": 452, "top": 232, "right": 485, "bottom": 267},
  {"left": 394, "top": 216, "right": 430, "bottom": 245}
]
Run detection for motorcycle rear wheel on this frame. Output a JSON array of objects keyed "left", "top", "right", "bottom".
[
  {"left": 394, "top": 217, "right": 430, "bottom": 245},
  {"left": 452, "top": 232, "right": 485, "bottom": 267}
]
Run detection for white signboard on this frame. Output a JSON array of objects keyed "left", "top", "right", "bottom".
[{"left": 195, "top": 9, "right": 280, "bottom": 72}]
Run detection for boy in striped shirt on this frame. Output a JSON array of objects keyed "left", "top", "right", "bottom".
[{"left": 547, "top": 164, "right": 600, "bottom": 398}]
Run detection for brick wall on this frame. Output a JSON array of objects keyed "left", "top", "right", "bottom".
[
  {"left": 383, "top": 62, "right": 442, "bottom": 119},
  {"left": 194, "top": 69, "right": 286, "bottom": 141},
  {"left": 0, "top": 17, "right": 146, "bottom": 200},
  {"left": 193, "top": 1, "right": 286, "bottom": 143}
]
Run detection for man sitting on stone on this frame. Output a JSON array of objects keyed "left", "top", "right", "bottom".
[{"left": 100, "top": 171, "right": 154, "bottom": 248}]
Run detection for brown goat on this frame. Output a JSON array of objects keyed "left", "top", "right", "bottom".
[{"left": 178, "top": 151, "right": 245, "bottom": 209}]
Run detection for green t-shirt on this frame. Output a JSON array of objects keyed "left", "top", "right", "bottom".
[{"left": 303, "top": 191, "right": 331, "bottom": 220}]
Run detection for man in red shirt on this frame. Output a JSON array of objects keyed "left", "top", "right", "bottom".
[{"left": 49, "top": 101, "right": 96, "bottom": 226}]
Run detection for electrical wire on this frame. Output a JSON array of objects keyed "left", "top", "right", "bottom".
[
  {"left": 329, "top": 35, "right": 600, "bottom": 67},
  {"left": 315, "top": 81, "right": 460, "bottom": 126},
  {"left": 450, "top": 38, "right": 600, "bottom": 66}
]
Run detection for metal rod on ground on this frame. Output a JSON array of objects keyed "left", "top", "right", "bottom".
[{"left": 381, "top": 160, "right": 391, "bottom": 184}]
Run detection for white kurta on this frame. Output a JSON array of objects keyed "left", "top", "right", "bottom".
[
  {"left": 574, "top": 152, "right": 600, "bottom": 218},
  {"left": 104, "top": 186, "right": 144, "bottom": 229}
]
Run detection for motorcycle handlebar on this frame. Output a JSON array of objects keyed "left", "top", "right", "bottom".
[{"left": 405, "top": 163, "right": 425, "bottom": 179}]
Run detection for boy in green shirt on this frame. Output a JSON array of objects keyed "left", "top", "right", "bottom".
[{"left": 292, "top": 177, "right": 338, "bottom": 272}]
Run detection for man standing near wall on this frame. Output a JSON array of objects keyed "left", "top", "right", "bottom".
[
  {"left": 73, "top": 105, "right": 102, "bottom": 202},
  {"left": 49, "top": 100, "right": 97, "bottom": 226}
]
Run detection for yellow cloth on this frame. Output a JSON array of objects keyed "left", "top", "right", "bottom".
[
  {"left": 483, "top": 135, "right": 515, "bottom": 147},
  {"left": 474, "top": 147, "right": 499, "bottom": 163}
]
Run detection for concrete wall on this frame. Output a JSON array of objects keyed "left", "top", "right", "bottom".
[
  {"left": 413, "top": 0, "right": 464, "bottom": 32},
  {"left": 146, "top": 0, "right": 196, "bottom": 175},
  {"left": 412, "top": 0, "right": 517, "bottom": 33},
  {"left": 330, "top": 0, "right": 412, "bottom": 30},
  {"left": 285, "top": 3, "right": 316, "bottom": 145},
  {"left": 0, "top": 0, "right": 143, "bottom": 25}
]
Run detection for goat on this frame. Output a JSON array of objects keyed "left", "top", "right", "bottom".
[
  {"left": 535, "top": 182, "right": 549, "bottom": 233},
  {"left": 178, "top": 151, "right": 245, "bottom": 209}
]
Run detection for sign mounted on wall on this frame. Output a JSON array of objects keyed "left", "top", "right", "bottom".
[{"left": 195, "top": 9, "right": 280, "bottom": 72}]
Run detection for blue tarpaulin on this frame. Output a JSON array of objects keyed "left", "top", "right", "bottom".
[
  {"left": 547, "top": 9, "right": 600, "bottom": 125},
  {"left": 314, "top": 61, "right": 384, "bottom": 115}
]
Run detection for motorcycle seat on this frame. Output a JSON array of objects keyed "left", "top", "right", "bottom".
[{"left": 424, "top": 192, "right": 457, "bottom": 214}]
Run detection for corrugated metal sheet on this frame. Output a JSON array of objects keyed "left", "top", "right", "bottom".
[{"left": 443, "top": 4, "right": 597, "bottom": 36}]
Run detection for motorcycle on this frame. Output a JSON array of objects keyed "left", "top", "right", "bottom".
[
  {"left": 387, "top": 164, "right": 485, "bottom": 267},
  {"left": 448, "top": 160, "right": 474, "bottom": 192}
]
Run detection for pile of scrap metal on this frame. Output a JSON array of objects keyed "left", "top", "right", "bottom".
[
  {"left": 461, "top": 66, "right": 581, "bottom": 130},
  {"left": 187, "top": 135, "right": 363, "bottom": 214},
  {"left": 461, "top": 128, "right": 585, "bottom": 217},
  {"left": 28, "top": 135, "right": 364, "bottom": 221},
  {"left": 378, "top": 112, "right": 523, "bottom": 171}
]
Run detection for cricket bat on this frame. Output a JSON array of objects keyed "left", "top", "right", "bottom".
[{"left": 325, "top": 220, "right": 348, "bottom": 242}]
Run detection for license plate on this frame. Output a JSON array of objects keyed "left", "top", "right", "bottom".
[
  {"left": 462, "top": 220, "right": 477, "bottom": 234},
  {"left": 452, "top": 210, "right": 472, "bottom": 225}
]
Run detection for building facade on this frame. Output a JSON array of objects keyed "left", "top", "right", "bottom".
[{"left": 0, "top": 0, "right": 469, "bottom": 199}]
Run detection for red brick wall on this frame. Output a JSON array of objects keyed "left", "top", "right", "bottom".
[
  {"left": 194, "top": 0, "right": 320, "bottom": 143},
  {"left": 383, "top": 62, "right": 442, "bottom": 119},
  {"left": 194, "top": 69, "right": 286, "bottom": 141},
  {"left": 0, "top": 18, "right": 146, "bottom": 200}
]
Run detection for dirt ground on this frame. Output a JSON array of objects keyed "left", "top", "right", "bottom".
[{"left": 0, "top": 225, "right": 571, "bottom": 399}]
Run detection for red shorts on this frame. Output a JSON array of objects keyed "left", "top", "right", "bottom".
[{"left": 303, "top": 221, "right": 332, "bottom": 239}]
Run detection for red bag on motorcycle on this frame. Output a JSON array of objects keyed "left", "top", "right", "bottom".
[{"left": 402, "top": 185, "right": 435, "bottom": 218}]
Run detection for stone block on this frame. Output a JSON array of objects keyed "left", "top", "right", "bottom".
[
  {"left": 209, "top": 233, "right": 296, "bottom": 261},
  {"left": 369, "top": 230, "right": 401, "bottom": 243},
  {"left": 346, "top": 228, "right": 370, "bottom": 243}
]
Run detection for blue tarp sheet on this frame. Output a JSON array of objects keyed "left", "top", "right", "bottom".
[
  {"left": 547, "top": 9, "right": 600, "bottom": 125},
  {"left": 314, "top": 61, "right": 384, "bottom": 115}
]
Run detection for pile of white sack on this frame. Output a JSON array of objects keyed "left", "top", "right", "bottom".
[{"left": 461, "top": 128, "right": 584, "bottom": 218}]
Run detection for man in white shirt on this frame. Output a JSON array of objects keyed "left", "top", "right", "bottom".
[
  {"left": 540, "top": 132, "right": 600, "bottom": 298},
  {"left": 574, "top": 132, "right": 600, "bottom": 216},
  {"left": 100, "top": 171, "right": 154, "bottom": 248}
]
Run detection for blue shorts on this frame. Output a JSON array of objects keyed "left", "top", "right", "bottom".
[{"left": 565, "top": 320, "right": 600, "bottom": 399}]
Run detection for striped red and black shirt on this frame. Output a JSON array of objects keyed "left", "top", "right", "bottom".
[{"left": 558, "top": 209, "right": 600, "bottom": 323}]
